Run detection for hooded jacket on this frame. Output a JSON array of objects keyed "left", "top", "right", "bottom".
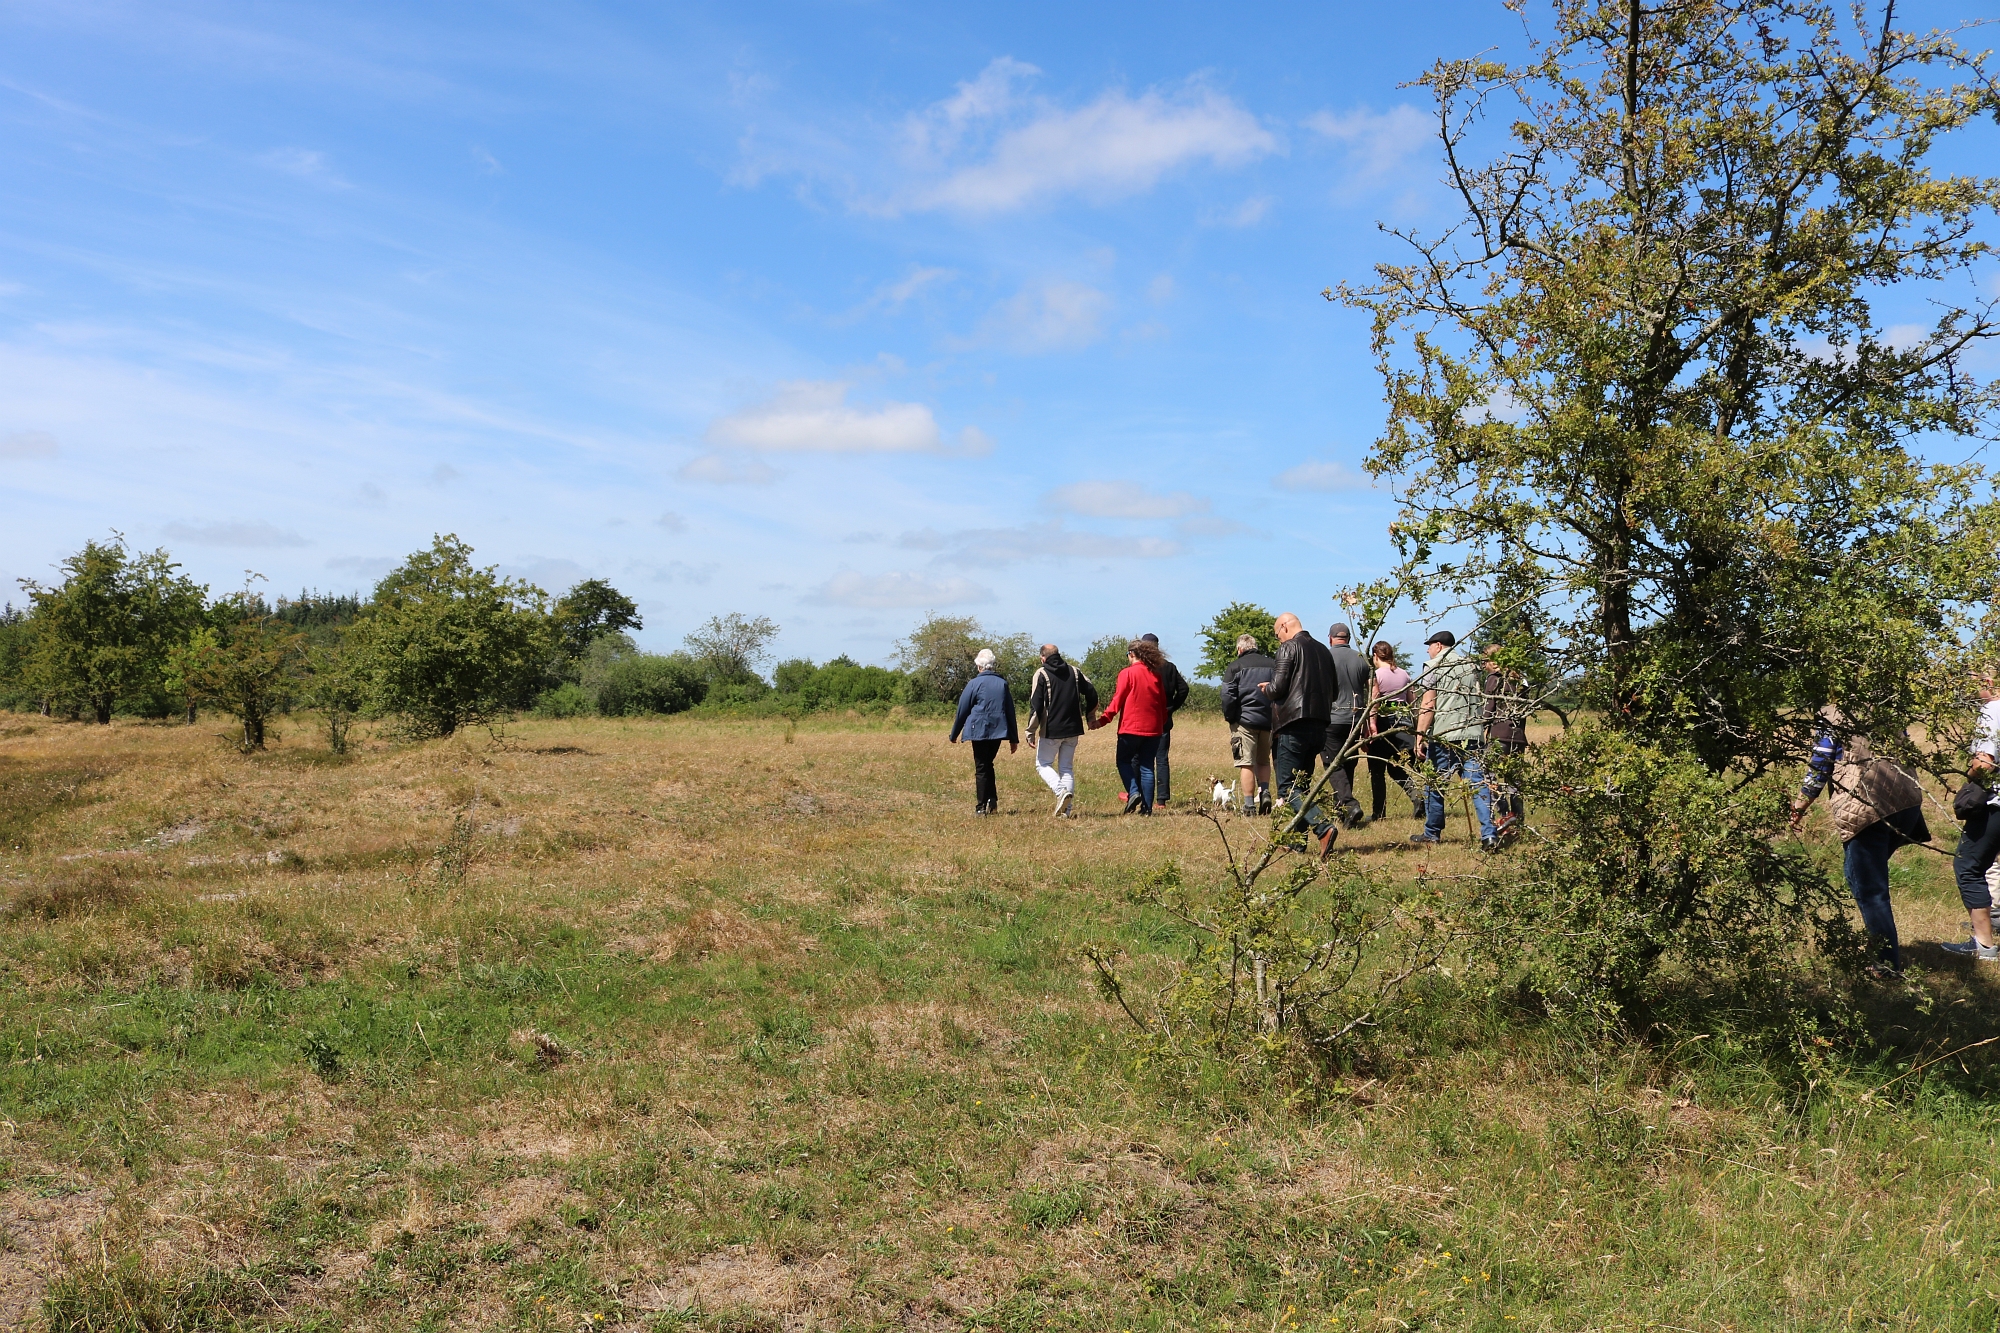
[
  {"left": 949, "top": 669, "right": 1018, "bottom": 744},
  {"left": 1026, "top": 655, "right": 1098, "bottom": 742},
  {"left": 1269, "top": 632, "right": 1334, "bottom": 732},
  {"left": 1221, "top": 650, "right": 1277, "bottom": 730}
]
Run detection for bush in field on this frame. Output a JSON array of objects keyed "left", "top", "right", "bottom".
[
  {"left": 531, "top": 682, "right": 592, "bottom": 718},
  {"left": 18, "top": 537, "right": 207, "bottom": 722},
  {"left": 1079, "top": 635, "right": 1133, "bottom": 697},
  {"left": 161, "top": 591, "right": 305, "bottom": 750},
  {"left": 344, "top": 535, "right": 551, "bottom": 738},
  {"left": 596, "top": 654, "right": 705, "bottom": 716},
  {"left": 773, "top": 655, "right": 906, "bottom": 709},
  {"left": 1195, "top": 601, "right": 1278, "bottom": 680},
  {"left": 897, "top": 615, "right": 1035, "bottom": 703},
  {"left": 300, "top": 641, "right": 364, "bottom": 754},
  {"left": 683, "top": 613, "right": 777, "bottom": 689}
]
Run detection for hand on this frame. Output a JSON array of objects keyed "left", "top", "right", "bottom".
[
  {"left": 1257, "top": 682, "right": 1270, "bottom": 693},
  {"left": 1008, "top": 741, "right": 1018, "bottom": 754}
]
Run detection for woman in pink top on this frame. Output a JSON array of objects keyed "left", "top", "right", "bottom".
[{"left": 1364, "top": 642, "right": 1423, "bottom": 822}]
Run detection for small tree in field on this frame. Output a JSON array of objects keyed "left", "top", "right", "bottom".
[
  {"left": 1339, "top": 0, "right": 2000, "bottom": 1025},
  {"left": 19, "top": 537, "right": 207, "bottom": 723},
  {"left": 345, "top": 535, "right": 551, "bottom": 739},
  {"left": 1195, "top": 602, "right": 1278, "bottom": 680},
  {"left": 301, "top": 641, "right": 365, "bottom": 754},
  {"left": 163, "top": 590, "right": 305, "bottom": 751},
  {"left": 552, "top": 578, "right": 642, "bottom": 662},
  {"left": 682, "top": 613, "right": 778, "bottom": 688}
]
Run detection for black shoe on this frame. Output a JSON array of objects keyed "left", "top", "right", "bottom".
[
  {"left": 1409, "top": 833, "right": 1441, "bottom": 845},
  {"left": 1479, "top": 836, "right": 1502, "bottom": 854},
  {"left": 1344, "top": 809, "right": 1371, "bottom": 829}
]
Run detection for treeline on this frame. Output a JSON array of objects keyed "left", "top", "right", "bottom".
[{"left": 0, "top": 534, "right": 1236, "bottom": 748}]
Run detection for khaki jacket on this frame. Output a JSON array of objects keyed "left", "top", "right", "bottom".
[{"left": 1825, "top": 734, "right": 1924, "bottom": 842}]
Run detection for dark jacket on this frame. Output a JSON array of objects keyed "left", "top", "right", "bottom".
[
  {"left": 1157, "top": 659, "right": 1190, "bottom": 730},
  {"left": 1269, "top": 632, "right": 1334, "bottom": 732},
  {"left": 1481, "top": 667, "right": 1529, "bottom": 750},
  {"left": 1027, "top": 655, "right": 1097, "bottom": 741},
  {"left": 1221, "top": 650, "right": 1277, "bottom": 730},
  {"left": 1327, "top": 643, "right": 1372, "bottom": 726},
  {"left": 949, "top": 670, "right": 1018, "bottom": 744}
]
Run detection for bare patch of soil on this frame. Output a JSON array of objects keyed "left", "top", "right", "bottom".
[
  {"left": 0, "top": 1185, "right": 112, "bottom": 1328},
  {"left": 634, "top": 1245, "right": 849, "bottom": 1325}
]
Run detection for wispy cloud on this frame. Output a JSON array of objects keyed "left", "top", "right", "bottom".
[
  {"left": 471, "top": 145, "right": 504, "bottom": 175},
  {"left": 963, "top": 281, "right": 1111, "bottom": 353},
  {"left": 162, "top": 519, "right": 310, "bottom": 548},
  {"left": 1273, "top": 459, "right": 1373, "bottom": 492},
  {"left": 707, "top": 380, "right": 947, "bottom": 453},
  {"left": 260, "top": 146, "right": 350, "bottom": 188},
  {"left": 899, "top": 63, "right": 1279, "bottom": 214},
  {"left": 1304, "top": 105, "right": 1429, "bottom": 186},
  {"left": 912, "top": 520, "right": 1180, "bottom": 567},
  {"left": 815, "top": 570, "right": 994, "bottom": 608},
  {"left": 679, "top": 453, "right": 778, "bottom": 485},
  {"left": 0, "top": 429, "right": 58, "bottom": 458},
  {"left": 1205, "top": 194, "right": 1273, "bottom": 227},
  {"left": 1045, "top": 479, "right": 1206, "bottom": 520}
]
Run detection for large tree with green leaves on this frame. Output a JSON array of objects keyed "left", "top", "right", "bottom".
[
  {"left": 1337, "top": 0, "right": 2000, "bottom": 1024},
  {"left": 1343, "top": 0, "right": 2000, "bottom": 776},
  {"left": 345, "top": 535, "right": 551, "bottom": 738},
  {"left": 18, "top": 537, "right": 208, "bottom": 723},
  {"left": 163, "top": 590, "right": 305, "bottom": 750}
]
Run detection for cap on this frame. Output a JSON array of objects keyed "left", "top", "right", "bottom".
[
  {"left": 1328, "top": 622, "right": 1352, "bottom": 641},
  {"left": 1140, "top": 633, "right": 1159, "bottom": 644},
  {"left": 1424, "top": 630, "right": 1456, "bottom": 648}
]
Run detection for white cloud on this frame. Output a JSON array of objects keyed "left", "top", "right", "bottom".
[
  {"left": 957, "top": 425, "right": 995, "bottom": 456},
  {"left": 1046, "top": 479, "right": 1206, "bottom": 519},
  {"left": 679, "top": 453, "right": 778, "bottom": 485},
  {"left": 816, "top": 570, "right": 994, "bottom": 608},
  {"left": 929, "top": 521, "right": 1180, "bottom": 566},
  {"left": 966, "top": 281, "right": 1111, "bottom": 353},
  {"left": 162, "top": 520, "right": 310, "bottom": 548},
  {"left": 261, "top": 147, "right": 350, "bottom": 188},
  {"left": 1176, "top": 515, "right": 1253, "bottom": 538},
  {"left": 1273, "top": 459, "right": 1373, "bottom": 492},
  {"left": 1305, "top": 105, "right": 1430, "bottom": 184},
  {"left": 707, "top": 380, "right": 944, "bottom": 453},
  {"left": 899, "top": 63, "right": 1277, "bottom": 214},
  {"left": 655, "top": 511, "right": 688, "bottom": 532},
  {"left": 471, "top": 145, "right": 504, "bottom": 175},
  {"left": 0, "top": 429, "right": 58, "bottom": 458},
  {"left": 836, "top": 267, "right": 957, "bottom": 325},
  {"left": 357, "top": 481, "right": 388, "bottom": 505}
]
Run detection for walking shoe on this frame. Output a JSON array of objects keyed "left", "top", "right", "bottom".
[
  {"left": 1408, "top": 833, "right": 1441, "bottom": 846},
  {"left": 1479, "top": 837, "right": 1502, "bottom": 854},
  {"left": 1058, "top": 792, "right": 1074, "bottom": 818},
  {"left": 1316, "top": 826, "right": 1339, "bottom": 860},
  {"left": 1343, "top": 809, "right": 1371, "bottom": 830},
  {"left": 1119, "top": 793, "right": 1141, "bottom": 816},
  {"left": 1940, "top": 938, "right": 2000, "bottom": 961}
]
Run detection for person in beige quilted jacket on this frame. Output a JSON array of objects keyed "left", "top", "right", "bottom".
[{"left": 1789, "top": 712, "right": 1929, "bottom": 972}]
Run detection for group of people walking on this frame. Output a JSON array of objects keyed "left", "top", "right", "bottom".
[{"left": 947, "top": 617, "right": 1529, "bottom": 859}]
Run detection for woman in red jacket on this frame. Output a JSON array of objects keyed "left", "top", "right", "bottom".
[{"left": 1091, "top": 639, "right": 1168, "bottom": 814}]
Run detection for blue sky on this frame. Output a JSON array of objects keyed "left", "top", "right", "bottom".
[{"left": 2, "top": 1, "right": 1994, "bottom": 674}]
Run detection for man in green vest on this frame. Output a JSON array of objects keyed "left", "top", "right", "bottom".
[{"left": 1409, "top": 630, "right": 1499, "bottom": 850}]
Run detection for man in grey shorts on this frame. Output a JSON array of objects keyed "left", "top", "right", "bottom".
[{"left": 1219, "top": 633, "right": 1276, "bottom": 813}]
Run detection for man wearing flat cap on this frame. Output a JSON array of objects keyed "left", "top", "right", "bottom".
[{"left": 1411, "top": 629, "right": 1498, "bottom": 849}]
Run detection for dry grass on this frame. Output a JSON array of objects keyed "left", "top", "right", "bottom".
[{"left": 3, "top": 711, "right": 1999, "bottom": 1330}]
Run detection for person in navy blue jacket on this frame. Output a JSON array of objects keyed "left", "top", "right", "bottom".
[{"left": 949, "top": 648, "right": 1019, "bottom": 815}]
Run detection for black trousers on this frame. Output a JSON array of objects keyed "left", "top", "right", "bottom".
[
  {"left": 1274, "top": 719, "right": 1333, "bottom": 839},
  {"left": 1319, "top": 719, "right": 1365, "bottom": 821},
  {"left": 971, "top": 738, "right": 1002, "bottom": 811},
  {"left": 1366, "top": 728, "right": 1423, "bottom": 818},
  {"left": 1955, "top": 804, "right": 2000, "bottom": 909},
  {"left": 1155, "top": 726, "right": 1173, "bottom": 803}
]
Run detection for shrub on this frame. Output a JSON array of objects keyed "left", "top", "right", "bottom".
[
  {"left": 596, "top": 654, "right": 705, "bottom": 716},
  {"left": 531, "top": 682, "right": 591, "bottom": 718},
  {"left": 1195, "top": 601, "right": 1279, "bottom": 680}
]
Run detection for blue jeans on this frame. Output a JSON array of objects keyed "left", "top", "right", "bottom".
[
  {"left": 1424, "top": 742, "right": 1496, "bottom": 842},
  {"left": 1115, "top": 733, "right": 1160, "bottom": 813},
  {"left": 1274, "top": 720, "right": 1334, "bottom": 839},
  {"left": 1847, "top": 806, "right": 1923, "bottom": 968}
]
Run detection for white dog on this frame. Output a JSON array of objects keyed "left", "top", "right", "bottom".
[{"left": 1211, "top": 779, "right": 1231, "bottom": 808}]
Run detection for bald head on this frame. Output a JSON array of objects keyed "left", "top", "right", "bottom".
[
  {"left": 1274, "top": 613, "right": 1302, "bottom": 642},
  {"left": 1039, "top": 643, "right": 1058, "bottom": 659}
]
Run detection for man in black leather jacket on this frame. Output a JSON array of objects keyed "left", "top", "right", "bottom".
[
  {"left": 1262, "top": 612, "right": 1338, "bottom": 856},
  {"left": 1220, "top": 634, "right": 1276, "bottom": 813}
]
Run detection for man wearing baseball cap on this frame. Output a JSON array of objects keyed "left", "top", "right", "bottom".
[{"left": 1411, "top": 629, "right": 1498, "bottom": 849}]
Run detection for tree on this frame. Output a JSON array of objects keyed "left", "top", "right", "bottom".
[
  {"left": 895, "top": 614, "right": 1035, "bottom": 703},
  {"left": 552, "top": 579, "right": 642, "bottom": 662},
  {"left": 300, "top": 641, "right": 365, "bottom": 755},
  {"left": 1342, "top": 0, "right": 2000, "bottom": 777},
  {"left": 1194, "top": 602, "right": 1279, "bottom": 680},
  {"left": 1338, "top": 0, "right": 2000, "bottom": 1022},
  {"left": 18, "top": 537, "right": 207, "bottom": 723},
  {"left": 596, "top": 654, "right": 706, "bottom": 716},
  {"left": 682, "top": 613, "right": 778, "bottom": 687},
  {"left": 345, "top": 535, "right": 552, "bottom": 738},
  {"left": 163, "top": 590, "right": 305, "bottom": 750},
  {"left": 1079, "top": 634, "right": 1133, "bottom": 697}
]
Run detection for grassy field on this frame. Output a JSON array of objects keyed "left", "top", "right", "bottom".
[{"left": 4, "top": 711, "right": 2000, "bottom": 1331}]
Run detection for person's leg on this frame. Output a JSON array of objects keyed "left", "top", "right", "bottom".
[
  {"left": 1366, "top": 737, "right": 1391, "bottom": 821},
  {"left": 1422, "top": 744, "right": 1455, "bottom": 840},
  {"left": 1231, "top": 728, "right": 1258, "bottom": 809},
  {"left": 1034, "top": 737, "right": 1064, "bottom": 797},
  {"left": 1843, "top": 820, "right": 1901, "bottom": 968},
  {"left": 1953, "top": 808, "right": 2000, "bottom": 946},
  {"left": 1462, "top": 749, "right": 1497, "bottom": 843},
  {"left": 972, "top": 739, "right": 1001, "bottom": 812},
  {"left": 1056, "top": 737, "right": 1077, "bottom": 799},
  {"left": 1253, "top": 730, "right": 1273, "bottom": 810},
  {"left": 1392, "top": 731, "right": 1424, "bottom": 817},
  {"left": 1115, "top": 733, "right": 1140, "bottom": 805},
  {"left": 1133, "top": 734, "right": 1160, "bottom": 813},
  {"left": 1154, "top": 728, "right": 1172, "bottom": 805},
  {"left": 1322, "top": 722, "right": 1362, "bottom": 823},
  {"left": 1276, "top": 723, "right": 1332, "bottom": 838}
]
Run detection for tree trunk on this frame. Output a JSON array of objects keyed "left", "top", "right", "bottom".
[
  {"left": 185, "top": 704, "right": 197, "bottom": 725},
  {"left": 244, "top": 712, "right": 265, "bottom": 750},
  {"left": 92, "top": 696, "right": 112, "bottom": 725}
]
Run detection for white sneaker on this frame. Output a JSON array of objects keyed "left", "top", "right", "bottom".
[{"left": 1941, "top": 938, "right": 2000, "bottom": 961}]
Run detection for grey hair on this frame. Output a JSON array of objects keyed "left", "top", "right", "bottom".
[{"left": 1235, "top": 633, "right": 1259, "bottom": 653}]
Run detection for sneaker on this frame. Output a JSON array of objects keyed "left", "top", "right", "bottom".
[
  {"left": 1408, "top": 833, "right": 1441, "bottom": 846},
  {"left": 1940, "top": 938, "right": 2000, "bottom": 961},
  {"left": 1119, "top": 793, "right": 1141, "bottom": 816},
  {"left": 1316, "top": 826, "right": 1339, "bottom": 860},
  {"left": 1479, "top": 837, "right": 1502, "bottom": 854},
  {"left": 1058, "top": 792, "right": 1074, "bottom": 818}
]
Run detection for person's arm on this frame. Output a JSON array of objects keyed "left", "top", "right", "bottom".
[
  {"left": 1265, "top": 641, "right": 1295, "bottom": 698},
  {"left": 1026, "top": 670, "right": 1046, "bottom": 745},
  {"left": 1790, "top": 732, "right": 1838, "bottom": 828},
  {"left": 1414, "top": 671, "right": 1438, "bottom": 755},
  {"left": 949, "top": 682, "right": 974, "bottom": 742},
  {"left": 1094, "top": 671, "right": 1126, "bottom": 729},
  {"left": 1079, "top": 672, "right": 1099, "bottom": 720},
  {"left": 1004, "top": 678, "right": 1019, "bottom": 750},
  {"left": 1221, "top": 664, "right": 1241, "bottom": 726}
]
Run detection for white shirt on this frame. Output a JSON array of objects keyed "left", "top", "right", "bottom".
[{"left": 1974, "top": 699, "right": 2000, "bottom": 805}]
